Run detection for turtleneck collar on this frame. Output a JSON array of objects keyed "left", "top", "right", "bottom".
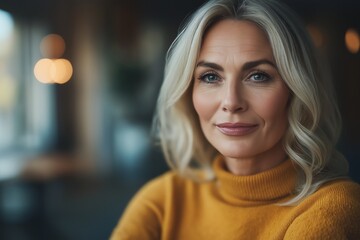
[{"left": 213, "top": 155, "right": 297, "bottom": 205}]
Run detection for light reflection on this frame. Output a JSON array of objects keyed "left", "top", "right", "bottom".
[
  {"left": 114, "top": 122, "right": 149, "bottom": 170},
  {"left": 0, "top": 9, "right": 15, "bottom": 58},
  {"left": 40, "top": 34, "right": 66, "bottom": 58},
  {"left": 0, "top": 74, "right": 16, "bottom": 111},
  {"left": 345, "top": 28, "right": 360, "bottom": 54},
  {"left": 0, "top": 9, "right": 14, "bottom": 41},
  {"left": 34, "top": 58, "right": 73, "bottom": 84}
]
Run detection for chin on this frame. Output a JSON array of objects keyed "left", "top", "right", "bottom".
[
  {"left": 216, "top": 146, "right": 258, "bottom": 160},
  {"left": 221, "top": 153, "right": 256, "bottom": 160}
]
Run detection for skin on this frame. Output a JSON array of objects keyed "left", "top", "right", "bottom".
[{"left": 192, "top": 19, "right": 290, "bottom": 176}]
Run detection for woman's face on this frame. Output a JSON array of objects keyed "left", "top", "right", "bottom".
[{"left": 192, "top": 20, "right": 290, "bottom": 174}]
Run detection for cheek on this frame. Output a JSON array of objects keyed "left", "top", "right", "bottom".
[
  {"left": 257, "top": 88, "right": 289, "bottom": 124},
  {"left": 192, "top": 87, "right": 218, "bottom": 121}
]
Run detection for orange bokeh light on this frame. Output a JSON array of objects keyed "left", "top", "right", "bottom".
[
  {"left": 40, "top": 34, "right": 66, "bottom": 58},
  {"left": 307, "top": 25, "right": 324, "bottom": 48},
  {"left": 34, "top": 58, "right": 73, "bottom": 84},
  {"left": 345, "top": 28, "right": 360, "bottom": 54},
  {"left": 52, "top": 59, "right": 73, "bottom": 84},
  {"left": 34, "top": 58, "right": 54, "bottom": 83}
]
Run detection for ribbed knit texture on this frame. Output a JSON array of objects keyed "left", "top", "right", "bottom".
[
  {"left": 111, "top": 157, "right": 360, "bottom": 240},
  {"left": 213, "top": 156, "right": 297, "bottom": 203}
]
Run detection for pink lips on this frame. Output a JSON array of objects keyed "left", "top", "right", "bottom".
[{"left": 216, "top": 122, "right": 258, "bottom": 136}]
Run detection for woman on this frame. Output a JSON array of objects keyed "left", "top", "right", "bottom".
[{"left": 111, "top": 0, "right": 360, "bottom": 239}]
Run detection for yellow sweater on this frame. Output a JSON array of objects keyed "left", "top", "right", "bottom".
[{"left": 111, "top": 157, "right": 360, "bottom": 239}]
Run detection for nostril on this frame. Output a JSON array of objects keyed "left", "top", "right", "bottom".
[{"left": 222, "top": 105, "right": 244, "bottom": 112}]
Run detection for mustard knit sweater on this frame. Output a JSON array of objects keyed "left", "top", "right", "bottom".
[{"left": 111, "top": 157, "right": 360, "bottom": 240}]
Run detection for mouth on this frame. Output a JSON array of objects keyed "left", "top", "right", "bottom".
[{"left": 215, "top": 122, "right": 259, "bottom": 136}]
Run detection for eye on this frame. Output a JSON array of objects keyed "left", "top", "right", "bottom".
[
  {"left": 248, "top": 71, "right": 271, "bottom": 82},
  {"left": 199, "top": 72, "right": 221, "bottom": 84}
]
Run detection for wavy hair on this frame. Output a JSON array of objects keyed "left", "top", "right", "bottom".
[{"left": 153, "top": 0, "right": 348, "bottom": 204}]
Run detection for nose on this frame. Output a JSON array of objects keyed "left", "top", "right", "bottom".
[{"left": 221, "top": 81, "right": 247, "bottom": 113}]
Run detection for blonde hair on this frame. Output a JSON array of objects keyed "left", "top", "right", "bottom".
[{"left": 153, "top": 0, "right": 348, "bottom": 204}]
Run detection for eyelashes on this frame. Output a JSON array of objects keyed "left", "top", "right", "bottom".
[
  {"left": 197, "top": 69, "right": 272, "bottom": 84},
  {"left": 248, "top": 71, "right": 272, "bottom": 82},
  {"left": 198, "top": 71, "right": 220, "bottom": 84}
]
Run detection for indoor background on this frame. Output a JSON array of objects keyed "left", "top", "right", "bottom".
[{"left": 0, "top": 0, "right": 359, "bottom": 239}]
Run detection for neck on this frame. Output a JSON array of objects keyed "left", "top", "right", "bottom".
[{"left": 224, "top": 141, "right": 287, "bottom": 176}]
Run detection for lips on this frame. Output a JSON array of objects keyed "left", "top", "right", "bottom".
[{"left": 215, "top": 122, "right": 258, "bottom": 136}]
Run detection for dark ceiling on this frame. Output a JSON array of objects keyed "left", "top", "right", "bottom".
[{"left": 1, "top": 0, "right": 360, "bottom": 21}]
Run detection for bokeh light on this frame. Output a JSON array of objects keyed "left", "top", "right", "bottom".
[
  {"left": 345, "top": 28, "right": 360, "bottom": 54},
  {"left": 34, "top": 58, "right": 73, "bottom": 84},
  {"left": 34, "top": 58, "right": 54, "bottom": 84},
  {"left": 40, "top": 34, "right": 66, "bottom": 58},
  {"left": 307, "top": 25, "right": 324, "bottom": 48},
  {"left": 52, "top": 59, "right": 73, "bottom": 84}
]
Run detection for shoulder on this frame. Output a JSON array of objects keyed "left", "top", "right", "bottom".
[
  {"left": 110, "top": 171, "right": 190, "bottom": 240},
  {"left": 126, "top": 171, "right": 180, "bottom": 209},
  {"left": 285, "top": 179, "right": 360, "bottom": 239},
  {"left": 295, "top": 179, "right": 360, "bottom": 214},
  {"left": 308, "top": 179, "right": 360, "bottom": 212},
  {"left": 316, "top": 178, "right": 360, "bottom": 198},
  {"left": 121, "top": 170, "right": 199, "bottom": 218},
  {"left": 137, "top": 171, "right": 196, "bottom": 198}
]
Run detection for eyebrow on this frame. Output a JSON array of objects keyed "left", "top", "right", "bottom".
[{"left": 196, "top": 59, "right": 277, "bottom": 71}]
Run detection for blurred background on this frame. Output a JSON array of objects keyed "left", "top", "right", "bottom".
[{"left": 0, "top": 0, "right": 359, "bottom": 239}]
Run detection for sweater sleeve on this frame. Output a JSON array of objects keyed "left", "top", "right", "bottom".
[
  {"left": 284, "top": 181, "right": 360, "bottom": 240},
  {"left": 110, "top": 175, "right": 167, "bottom": 240}
]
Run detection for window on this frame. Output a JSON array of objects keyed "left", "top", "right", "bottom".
[{"left": 0, "top": 9, "right": 55, "bottom": 179}]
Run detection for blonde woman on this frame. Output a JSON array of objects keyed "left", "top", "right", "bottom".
[{"left": 111, "top": 0, "right": 360, "bottom": 239}]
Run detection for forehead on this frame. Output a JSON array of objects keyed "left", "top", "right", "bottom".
[{"left": 199, "top": 19, "right": 273, "bottom": 60}]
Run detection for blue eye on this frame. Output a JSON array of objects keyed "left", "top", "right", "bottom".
[
  {"left": 199, "top": 72, "right": 220, "bottom": 84},
  {"left": 249, "top": 72, "right": 271, "bottom": 82}
]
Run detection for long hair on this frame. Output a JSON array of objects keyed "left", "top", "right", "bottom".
[{"left": 153, "top": 0, "right": 348, "bottom": 204}]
